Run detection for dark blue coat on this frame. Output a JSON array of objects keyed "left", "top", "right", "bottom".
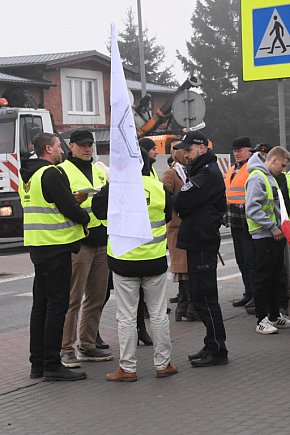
[{"left": 174, "top": 150, "right": 226, "bottom": 250}]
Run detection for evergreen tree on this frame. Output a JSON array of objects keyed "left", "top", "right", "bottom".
[
  {"left": 177, "top": 0, "right": 241, "bottom": 100},
  {"left": 115, "top": 8, "right": 178, "bottom": 87},
  {"left": 177, "top": 0, "right": 286, "bottom": 151}
]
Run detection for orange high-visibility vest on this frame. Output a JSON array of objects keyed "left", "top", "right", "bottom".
[{"left": 225, "top": 163, "right": 249, "bottom": 205}]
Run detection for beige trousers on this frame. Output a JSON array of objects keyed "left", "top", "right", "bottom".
[
  {"left": 62, "top": 244, "right": 109, "bottom": 352},
  {"left": 113, "top": 272, "right": 172, "bottom": 372}
]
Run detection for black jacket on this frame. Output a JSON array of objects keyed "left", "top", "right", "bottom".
[
  {"left": 59, "top": 154, "right": 107, "bottom": 247},
  {"left": 174, "top": 150, "right": 226, "bottom": 250},
  {"left": 20, "top": 158, "right": 90, "bottom": 264}
]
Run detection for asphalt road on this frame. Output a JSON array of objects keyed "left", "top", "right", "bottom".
[{"left": 0, "top": 238, "right": 237, "bottom": 334}]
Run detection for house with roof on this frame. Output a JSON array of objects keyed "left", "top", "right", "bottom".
[{"left": 0, "top": 50, "right": 176, "bottom": 150}]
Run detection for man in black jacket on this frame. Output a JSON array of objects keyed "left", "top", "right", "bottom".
[
  {"left": 19, "top": 133, "right": 89, "bottom": 381},
  {"left": 173, "top": 131, "right": 228, "bottom": 367}
]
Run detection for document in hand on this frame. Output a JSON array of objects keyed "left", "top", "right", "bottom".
[{"left": 77, "top": 187, "right": 101, "bottom": 196}]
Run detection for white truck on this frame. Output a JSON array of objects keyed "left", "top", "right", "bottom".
[{"left": 0, "top": 102, "right": 54, "bottom": 239}]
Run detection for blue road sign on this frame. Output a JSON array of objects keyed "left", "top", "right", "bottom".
[{"left": 253, "top": 4, "right": 290, "bottom": 66}]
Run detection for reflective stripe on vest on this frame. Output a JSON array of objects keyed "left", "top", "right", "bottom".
[
  {"left": 246, "top": 169, "right": 278, "bottom": 233},
  {"left": 18, "top": 165, "right": 85, "bottom": 246},
  {"left": 107, "top": 176, "right": 166, "bottom": 260},
  {"left": 58, "top": 160, "right": 107, "bottom": 228},
  {"left": 225, "top": 163, "right": 249, "bottom": 204}
]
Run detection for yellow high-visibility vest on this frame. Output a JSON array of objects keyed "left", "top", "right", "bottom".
[
  {"left": 246, "top": 169, "right": 278, "bottom": 233},
  {"left": 59, "top": 160, "right": 107, "bottom": 228},
  {"left": 19, "top": 165, "right": 85, "bottom": 246},
  {"left": 107, "top": 176, "right": 166, "bottom": 260}
]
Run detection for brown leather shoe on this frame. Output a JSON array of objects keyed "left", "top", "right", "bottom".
[
  {"left": 106, "top": 367, "right": 137, "bottom": 382},
  {"left": 156, "top": 363, "right": 178, "bottom": 378}
]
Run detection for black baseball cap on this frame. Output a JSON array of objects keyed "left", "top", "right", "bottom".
[
  {"left": 70, "top": 129, "right": 94, "bottom": 145},
  {"left": 173, "top": 131, "right": 208, "bottom": 150}
]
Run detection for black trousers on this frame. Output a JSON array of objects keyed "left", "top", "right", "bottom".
[
  {"left": 231, "top": 227, "right": 255, "bottom": 300},
  {"left": 30, "top": 252, "right": 72, "bottom": 370},
  {"left": 253, "top": 237, "right": 286, "bottom": 322},
  {"left": 187, "top": 245, "right": 227, "bottom": 356}
]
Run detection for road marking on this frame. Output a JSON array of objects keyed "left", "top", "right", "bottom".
[
  {"left": 221, "top": 240, "right": 233, "bottom": 245},
  {"left": 0, "top": 291, "right": 14, "bottom": 296},
  {"left": 0, "top": 273, "right": 34, "bottom": 284},
  {"left": 218, "top": 273, "right": 241, "bottom": 282},
  {"left": 15, "top": 292, "right": 32, "bottom": 297}
]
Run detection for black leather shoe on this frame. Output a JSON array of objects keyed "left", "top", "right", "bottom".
[
  {"left": 232, "top": 297, "right": 249, "bottom": 307},
  {"left": 95, "top": 332, "right": 110, "bottom": 350},
  {"left": 191, "top": 353, "right": 229, "bottom": 367},
  {"left": 188, "top": 348, "right": 207, "bottom": 361},
  {"left": 43, "top": 366, "right": 87, "bottom": 381}
]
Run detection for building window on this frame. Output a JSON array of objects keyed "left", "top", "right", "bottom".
[
  {"left": 68, "top": 78, "right": 98, "bottom": 114},
  {"left": 61, "top": 67, "right": 105, "bottom": 125}
]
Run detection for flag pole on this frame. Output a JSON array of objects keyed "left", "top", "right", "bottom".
[{"left": 137, "top": 0, "right": 146, "bottom": 97}]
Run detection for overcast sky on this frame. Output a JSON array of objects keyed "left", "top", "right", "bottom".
[{"left": 1, "top": 0, "right": 197, "bottom": 83}]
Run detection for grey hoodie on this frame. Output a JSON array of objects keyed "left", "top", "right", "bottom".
[{"left": 245, "top": 152, "right": 280, "bottom": 239}]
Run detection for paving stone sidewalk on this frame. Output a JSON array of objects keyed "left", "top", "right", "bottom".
[{"left": 1, "top": 270, "right": 290, "bottom": 435}]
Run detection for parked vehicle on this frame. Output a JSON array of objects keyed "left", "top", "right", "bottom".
[{"left": 0, "top": 89, "right": 68, "bottom": 239}]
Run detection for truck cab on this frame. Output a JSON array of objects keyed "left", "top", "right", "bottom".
[{"left": 0, "top": 106, "right": 53, "bottom": 238}]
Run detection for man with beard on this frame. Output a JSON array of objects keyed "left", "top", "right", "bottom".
[
  {"left": 139, "top": 137, "right": 159, "bottom": 179},
  {"left": 19, "top": 133, "right": 89, "bottom": 381},
  {"left": 173, "top": 131, "right": 228, "bottom": 367}
]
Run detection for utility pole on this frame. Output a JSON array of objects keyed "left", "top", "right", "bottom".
[
  {"left": 278, "top": 79, "right": 287, "bottom": 148},
  {"left": 137, "top": 0, "right": 146, "bottom": 97}
]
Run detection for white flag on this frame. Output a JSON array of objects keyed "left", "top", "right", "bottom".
[{"left": 108, "top": 23, "right": 152, "bottom": 257}]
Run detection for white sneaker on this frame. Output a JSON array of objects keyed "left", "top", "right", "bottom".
[
  {"left": 270, "top": 313, "right": 290, "bottom": 329},
  {"left": 256, "top": 317, "right": 278, "bottom": 335}
]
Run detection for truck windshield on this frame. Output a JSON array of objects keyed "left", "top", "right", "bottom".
[{"left": 0, "top": 119, "right": 15, "bottom": 153}]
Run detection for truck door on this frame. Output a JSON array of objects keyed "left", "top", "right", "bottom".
[
  {"left": 19, "top": 115, "right": 43, "bottom": 160},
  {"left": 0, "top": 113, "right": 23, "bottom": 237}
]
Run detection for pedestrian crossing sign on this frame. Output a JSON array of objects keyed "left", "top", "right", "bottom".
[{"left": 241, "top": 0, "right": 290, "bottom": 81}]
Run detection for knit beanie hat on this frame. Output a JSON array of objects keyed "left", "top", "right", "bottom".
[{"left": 139, "top": 137, "right": 156, "bottom": 152}]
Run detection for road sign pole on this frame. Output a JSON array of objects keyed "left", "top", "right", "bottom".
[{"left": 278, "top": 78, "right": 287, "bottom": 148}]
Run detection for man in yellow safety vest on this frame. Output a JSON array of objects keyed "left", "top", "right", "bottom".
[{"left": 19, "top": 132, "right": 89, "bottom": 381}]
